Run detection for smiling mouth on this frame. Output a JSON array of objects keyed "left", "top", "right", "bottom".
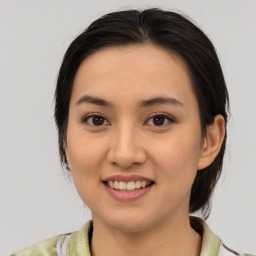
[{"left": 103, "top": 180, "right": 154, "bottom": 192}]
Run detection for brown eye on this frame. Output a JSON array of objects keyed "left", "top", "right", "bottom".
[
  {"left": 146, "top": 114, "right": 173, "bottom": 127},
  {"left": 153, "top": 115, "right": 165, "bottom": 126},
  {"left": 83, "top": 114, "right": 110, "bottom": 126}
]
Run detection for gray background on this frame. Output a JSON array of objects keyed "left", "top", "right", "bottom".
[{"left": 0, "top": 0, "right": 255, "bottom": 255}]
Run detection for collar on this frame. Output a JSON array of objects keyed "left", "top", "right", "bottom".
[
  {"left": 191, "top": 216, "right": 221, "bottom": 256},
  {"left": 67, "top": 217, "right": 221, "bottom": 256}
]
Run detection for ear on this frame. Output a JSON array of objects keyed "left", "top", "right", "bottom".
[{"left": 197, "top": 115, "right": 226, "bottom": 170}]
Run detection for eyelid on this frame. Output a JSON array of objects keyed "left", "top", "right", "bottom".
[
  {"left": 81, "top": 112, "right": 175, "bottom": 127},
  {"left": 144, "top": 113, "right": 175, "bottom": 127},
  {"left": 82, "top": 113, "right": 110, "bottom": 126}
]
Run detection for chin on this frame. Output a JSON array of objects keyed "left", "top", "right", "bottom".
[
  {"left": 110, "top": 219, "right": 151, "bottom": 233},
  {"left": 94, "top": 210, "right": 154, "bottom": 233}
]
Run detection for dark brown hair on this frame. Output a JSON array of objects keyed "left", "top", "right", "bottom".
[{"left": 54, "top": 8, "right": 229, "bottom": 218}]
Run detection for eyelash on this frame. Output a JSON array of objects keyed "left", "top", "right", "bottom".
[{"left": 82, "top": 113, "right": 174, "bottom": 127}]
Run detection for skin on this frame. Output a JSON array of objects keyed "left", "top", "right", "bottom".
[{"left": 66, "top": 44, "right": 225, "bottom": 256}]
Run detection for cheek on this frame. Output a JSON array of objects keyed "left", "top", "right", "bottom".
[
  {"left": 67, "top": 135, "right": 108, "bottom": 207},
  {"left": 66, "top": 130, "right": 108, "bottom": 188},
  {"left": 149, "top": 130, "right": 202, "bottom": 184},
  {"left": 67, "top": 126, "right": 106, "bottom": 164}
]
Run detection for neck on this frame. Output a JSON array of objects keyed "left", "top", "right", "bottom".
[{"left": 90, "top": 215, "right": 202, "bottom": 256}]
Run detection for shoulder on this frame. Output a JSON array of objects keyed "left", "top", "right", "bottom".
[
  {"left": 11, "top": 234, "right": 61, "bottom": 256},
  {"left": 10, "top": 221, "right": 93, "bottom": 256},
  {"left": 190, "top": 216, "right": 256, "bottom": 256}
]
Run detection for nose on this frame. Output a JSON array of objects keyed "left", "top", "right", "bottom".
[{"left": 106, "top": 123, "right": 147, "bottom": 169}]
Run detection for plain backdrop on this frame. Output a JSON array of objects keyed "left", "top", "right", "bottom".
[{"left": 1, "top": 0, "right": 255, "bottom": 255}]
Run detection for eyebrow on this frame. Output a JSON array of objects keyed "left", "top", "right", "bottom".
[
  {"left": 139, "top": 97, "right": 183, "bottom": 108},
  {"left": 75, "top": 95, "right": 184, "bottom": 108},
  {"left": 76, "top": 95, "right": 114, "bottom": 107}
]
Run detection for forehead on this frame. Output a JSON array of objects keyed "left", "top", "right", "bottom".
[{"left": 71, "top": 44, "right": 196, "bottom": 108}]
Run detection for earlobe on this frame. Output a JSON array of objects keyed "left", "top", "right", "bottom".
[{"left": 197, "top": 115, "right": 225, "bottom": 170}]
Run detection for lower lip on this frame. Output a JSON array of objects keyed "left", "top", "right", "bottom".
[{"left": 103, "top": 183, "right": 153, "bottom": 201}]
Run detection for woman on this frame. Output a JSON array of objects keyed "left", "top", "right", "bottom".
[{"left": 12, "top": 8, "right": 254, "bottom": 256}]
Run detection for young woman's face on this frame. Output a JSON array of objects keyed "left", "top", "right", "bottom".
[{"left": 66, "top": 44, "right": 206, "bottom": 232}]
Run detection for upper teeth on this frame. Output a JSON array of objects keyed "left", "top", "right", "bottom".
[{"left": 107, "top": 180, "right": 151, "bottom": 191}]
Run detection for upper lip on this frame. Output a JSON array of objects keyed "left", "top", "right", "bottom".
[{"left": 103, "top": 175, "right": 154, "bottom": 183}]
